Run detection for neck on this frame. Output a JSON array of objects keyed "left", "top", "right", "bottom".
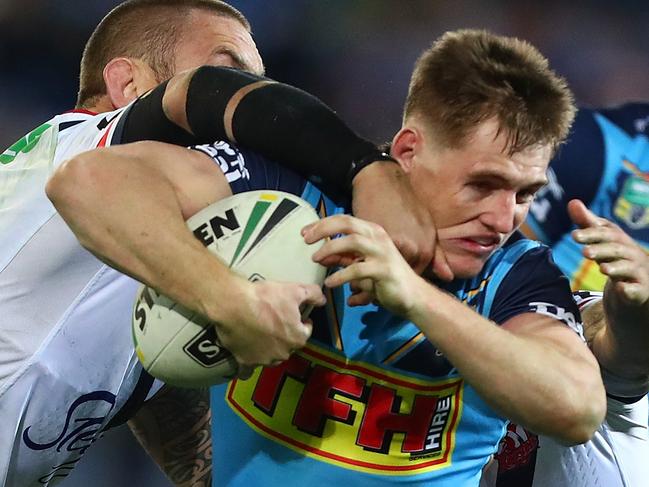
[{"left": 78, "top": 96, "right": 116, "bottom": 114}]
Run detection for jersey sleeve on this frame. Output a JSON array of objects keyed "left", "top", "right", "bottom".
[
  {"left": 190, "top": 141, "right": 307, "bottom": 196},
  {"left": 572, "top": 290, "right": 603, "bottom": 311},
  {"left": 490, "top": 246, "right": 583, "bottom": 336},
  {"left": 526, "top": 108, "right": 605, "bottom": 244}
]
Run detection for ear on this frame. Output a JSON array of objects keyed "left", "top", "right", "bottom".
[
  {"left": 103, "top": 58, "right": 157, "bottom": 109},
  {"left": 390, "top": 127, "right": 419, "bottom": 173}
]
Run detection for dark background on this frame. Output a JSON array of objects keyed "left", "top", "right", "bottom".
[
  {"left": 2, "top": 1, "right": 648, "bottom": 485},
  {"left": 2, "top": 0, "right": 649, "bottom": 150}
]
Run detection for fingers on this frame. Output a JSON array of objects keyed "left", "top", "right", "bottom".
[
  {"left": 224, "top": 280, "right": 323, "bottom": 370},
  {"left": 568, "top": 206, "right": 649, "bottom": 302},
  {"left": 312, "top": 233, "right": 375, "bottom": 264},
  {"left": 599, "top": 259, "right": 640, "bottom": 282},
  {"left": 393, "top": 237, "right": 433, "bottom": 275},
  {"left": 582, "top": 241, "right": 635, "bottom": 263},
  {"left": 573, "top": 225, "right": 625, "bottom": 246},
  {"left": 350, "top": 278, "right": 373, "bottom": 294},
  {"left": 345, "top": 278, "right": 376, "bottom": 307},
  {"left": 299, "top": 283, "right": 327, "bottom": 308},
  {"left": 315, "top": 253, "right": 358, "bottom": 268},
  {"left": 305, "top": 215, "right": 437, "bottom": 278},
  {"left": 348, "top": 290, "right": 373, "bottom": 307},
  {"left": 302, "top": 216, "right": 341, "bottom": 243},
  {"left": 303, "top": 214, "right": 375, "bottom": 244},
  {"left": 571, "top": 207, "right": 636, "bottom": 258},
  {"left": 570, "top": 207, "right": 645, "bottom": 276},
  {"left": 324, "top": 261, "right": 376, "bottom": 288},
  {"left": 568, "top": 199, "right": 604, "bottom": 229}
]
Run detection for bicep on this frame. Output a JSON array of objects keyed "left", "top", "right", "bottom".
[
  {"left": 102, "top": 141, "right": 233, "bottom": 219},
  {"left": 502, "top": 313, "right": 596, "bottom": 366}
]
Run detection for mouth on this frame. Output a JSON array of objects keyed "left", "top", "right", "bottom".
[{"left": 451, "top": 236, "right": 501, "bottom": 256}]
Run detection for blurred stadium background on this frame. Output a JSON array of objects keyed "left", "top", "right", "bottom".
[{"left": 1, "top": 0, "right": 648, "bottom": 485}]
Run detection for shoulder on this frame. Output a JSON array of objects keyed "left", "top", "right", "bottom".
[
  {"left": 492, "top": 235, "right": 569, "bottom": 294},
  {"left": 445, "top": 233, "right": 549, "bottom": 299},
  {"left": 54, "top": 107, "right": 130, "bottom": 156},
  {"left": 472, "top": 234, "right": 578, "bottom": 327},
  {"left": 481, "top": 232, "right": 549, "bottom": 280}
]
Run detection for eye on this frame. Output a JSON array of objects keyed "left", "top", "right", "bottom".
[{"left": 516, "top": 191, "right": 536, "bottom": 204}]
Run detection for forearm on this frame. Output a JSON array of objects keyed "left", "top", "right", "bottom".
[
  {"left": 46, "top": 144, "right": 244, "bottom": 322},
  {"left": 128, "top": 386, "right": 212, "bottom": 487},
  {"left": 123, "top": 66, "right": 381, "bottom": 203},
  {"left": 408, "top": 279, "right": 605, "bottom": 443},
  {"left": 592, "top": 283, "right": 649, "bottom": 379}
]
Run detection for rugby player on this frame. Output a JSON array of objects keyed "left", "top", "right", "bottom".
[
  {"left": 52, "top": 29, "right": 607, "bottom": 486},
  {"left": 484, "top": 200, "right": 649, "bottom": 487},
  {"left": 0, "top": 1, "right": 433, "bottom": 485}
]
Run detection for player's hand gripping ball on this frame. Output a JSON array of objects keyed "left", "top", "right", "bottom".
[{"left": 132, "top": 190, "right": 326, "bottom": 387}]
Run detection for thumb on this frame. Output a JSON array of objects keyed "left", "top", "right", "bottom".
[
  {"left": 300, "top": 284, "right": 327, "bottom": 307},
  {"left": 568, "top": 199, "right": 602, "bottom": 229}
]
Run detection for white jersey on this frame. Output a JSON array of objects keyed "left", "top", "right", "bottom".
[
  {"left": 0, "top": 109, "right": 158, "bottom": 486},
  {"left": 481, "top": 292, "right": 649, "bottom": 487},
  {"left": 532, "top": 395, "right": 649, "bottom": 487}
]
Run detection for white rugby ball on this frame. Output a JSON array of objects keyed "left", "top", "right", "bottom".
[{"left": 132, "top": 190, "right": 326, "bottom": 387}]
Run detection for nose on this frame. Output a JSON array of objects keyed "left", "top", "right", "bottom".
[{"left": 479, "top": 192, "right": 518, "bottom": 234}]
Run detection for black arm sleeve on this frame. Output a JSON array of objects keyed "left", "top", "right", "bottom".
[
  {"left": 120, "top": 80, "right": 198, "bottom": 147},
  {"left": 120, "top": 66, "right": 379, "bottom": 204}
]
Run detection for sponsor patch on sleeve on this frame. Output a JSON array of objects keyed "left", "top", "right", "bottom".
[
  {"left": 528, "top": 301, "right": 584, "bottom": 338},
  {"left": 193, "top": 141, "right": 250, "bottom": 183}
]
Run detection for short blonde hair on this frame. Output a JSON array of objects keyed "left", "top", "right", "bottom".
[{"left": 404, "top": 29, "right": 575, "bottom": 155}]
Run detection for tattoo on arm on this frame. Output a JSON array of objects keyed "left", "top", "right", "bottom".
[{"left": 129, "top": 386, "right": 212, "bottom": 487}]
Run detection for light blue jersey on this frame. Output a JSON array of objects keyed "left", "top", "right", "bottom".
[{"left": 195, "top": 141, "right": 581, "bottom": 486}]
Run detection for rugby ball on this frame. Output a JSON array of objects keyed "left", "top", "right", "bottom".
[{"left": 132, "top": 190, "right": 326, "bottom": 387}]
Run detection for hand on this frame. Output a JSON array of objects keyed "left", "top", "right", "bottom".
[
  {"left": 351, "top": 161, "right": 453, "bottom": 281},
  {"left": 305, "top": 214, "right": 424, "bottom": 317},
  {"left": 569, "top": 199, "right": 649, "bottom": 306},
  {"left": 212, "top": 278, "right": 326, "bottom": 373}
]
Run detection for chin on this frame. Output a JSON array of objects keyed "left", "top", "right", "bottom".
[{"left": 447, "top": 256, "right": 487, "bottom": 280}]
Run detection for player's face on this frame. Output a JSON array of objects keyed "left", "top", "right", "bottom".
[
  {"left": 173, "top": 12, "right": 264, "bottom": 76},
  {"left": 136, "top": 11, "right": 264, "bottom": 92},
  {"left": 405, "top": 118, "right": 551, "bottom": 279}
]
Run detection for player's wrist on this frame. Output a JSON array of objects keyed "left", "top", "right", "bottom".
[
  {"left": 348, "top": 151, "right": 398, "bottom": 190},
  {"left": 199, "top": 267, "right": 251, "bottom": 326},
  {"left": 399, "top": 273, "right": 435, "bottom": 323}
]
